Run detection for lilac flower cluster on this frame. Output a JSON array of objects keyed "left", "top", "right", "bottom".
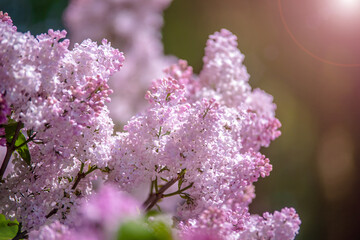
[
  {"left": 0, "top": 6, "right": 300, "bottom": 240},
  {"left": 0, "top": 11, "right": 123, "bottom": 229},
  {"left": 108, "top": 28, "right": 297, "bottom": 238},
  {"left": 64, "top": 0, "right": 174, "bottom": 123}
]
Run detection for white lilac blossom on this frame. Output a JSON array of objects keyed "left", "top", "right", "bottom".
[
  {"left": 0, "top": 10, "right": 300, "bottom": 240},
  {"left": 64, "top": 0, "right": 174, "bottom": 123}
]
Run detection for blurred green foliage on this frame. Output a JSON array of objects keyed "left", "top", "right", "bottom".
[
  {"left": 117, "top": 219, "right": 172, "bottom": 240},
  {"left": 0, "top": 214, "right": 18, "bottom": 240},
  {"left": 0, "top": 0, "right": 68, "bottom": 35}
]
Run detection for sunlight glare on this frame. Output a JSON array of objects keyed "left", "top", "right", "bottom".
[{"left": 336, "top": 0, "right": 360, "bottom": 11}]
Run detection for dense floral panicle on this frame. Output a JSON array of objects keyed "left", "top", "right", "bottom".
[
  {"left": 0, "top": 111, "right": 116, "bottom": 230},
  {"left": 238, "top": 208, "right": 301, "bottom": 240},
  {"left": 110, "top": 76, "right": 274, "bottom": 218},
  {"left": 178, "top": 149, "right": 272, "bottom": 218},
  {"left": 107, "top": 28, "right": 297, "bottom": 238},
  {"left": 241, "top": 88, "right": 282, "bottom": 151},
  {"left": 0, "top": 17, "right": 123, "bottom": 132},
  {"left": 180, "top": 205, "right": 300, "bottom": 240},
  {"left": 1, "top": 9, "right": 299, "bottom": 238},
  {"left": 199, "top": 29, "right": 250, "bottom": 107},
  {"left": 179, "top": 203, "right": 250, "bottom": 240},
  {"left": 197, "top": 29, "right": 281, "bottom": 152},
  {"left": 0, "top": 12, "right": 123, "bottom": 137},
  {"left": 65, "top": 0, "right": 174, "bottom": 123},
  {"left": 0, "top": 13, "right": 123, "bottom": 230}
]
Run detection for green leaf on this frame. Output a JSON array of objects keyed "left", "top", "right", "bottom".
[
  {"left": 14, "top": 133, "right": 31, "bottom": 166},
  {"left": 145, "top": 210, "right": 161, "bottom": 218},
  {"left": 147, "top": 220, "right": 173, "bottom": 240},
  {"left": 4, "top": 122, "right": 31, "bottom": 166},
  {"left": 4, "top": 121, "right": 23, "bottom": 143},
  {"left": 117, "top": 221, "right": 157, "bottom": 240},
  {"left": 0, "top": 214, "right": 19, "bottom": 240},
  {"left": 117, "top": 219, "right": 173, "bottom": 240}
]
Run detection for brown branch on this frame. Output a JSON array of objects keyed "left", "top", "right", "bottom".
[
  {"left": 0, "top": 122, "right": 22, "bottom": 181},
  {"left": 71, "top": 172, "right": 86, "bottom": 190},
  {"left": 45, "top": 208, "right": 58, "bottom": 219},
  {"left": 142, "top": 176, "right": 180, "bottom": 211}
]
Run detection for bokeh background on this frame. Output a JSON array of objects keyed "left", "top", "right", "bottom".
[{"left": 1, "top": 0, "right": 360, "bottom": 239}]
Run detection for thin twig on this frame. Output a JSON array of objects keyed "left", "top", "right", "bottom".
[
  {"left": 45, "top": 208, "right": 58, "bottom": 219},
  {"left": 163, "top": 182, "right": 194, "bottom": 197},
  {"left": 142, "top": 176, "right": 181, "bottom": 211},
  {"left": 14, "top": 133, "right": 37, "bottom": 150},
  {"left": 71, "top": 162, "right": 85, "bottom": 190},
  {"left": 0, "top": 122, "right": 22, "bottom": 181}
]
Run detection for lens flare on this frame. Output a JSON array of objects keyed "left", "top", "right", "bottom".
[
  {"left": 342, "top": 0, "right": 359, "bottom": 7},
  {"left": 335, "top": 0, "right": 360, "bottom": 13},
  {"left": 278, "top": 0, "right": 360, "bottom": 67}
]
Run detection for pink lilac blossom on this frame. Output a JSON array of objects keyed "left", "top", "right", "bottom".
[
  {"left": 197, "top": 29, "right": 281, "bottom": 153},
  {"left": 179, "top": 206, "right": 300, "bottom": 240},
  {"left": 179, "top": 201, "right": 249, "bottom": 240},
  {"left": 108, "top": 29, "right": 299, "bottom": 239},
  {"left": 0, "top": 9, "right": 300, "bottom": 239},
  {"left": 109, "top": 29, "right": 277, "bottom": 215},
  {"left": 28, "top": 221, "right": 72, "bottom": 240},
  {"left": 237, "top": 207, "right": 301, "bottom": 240},
  {"left": 64, "top": 0, "right": 175, "bottom": 123},
  {"left": 29, "top": 184, "right": 140, "bottom": 240},
  {"left": 0, "top": 13, "right": 123, "bottom": 230}
]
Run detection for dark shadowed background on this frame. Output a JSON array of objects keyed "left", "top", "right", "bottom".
[{"left": 1, "top": 0, "right": 360, "bottom": 239}]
